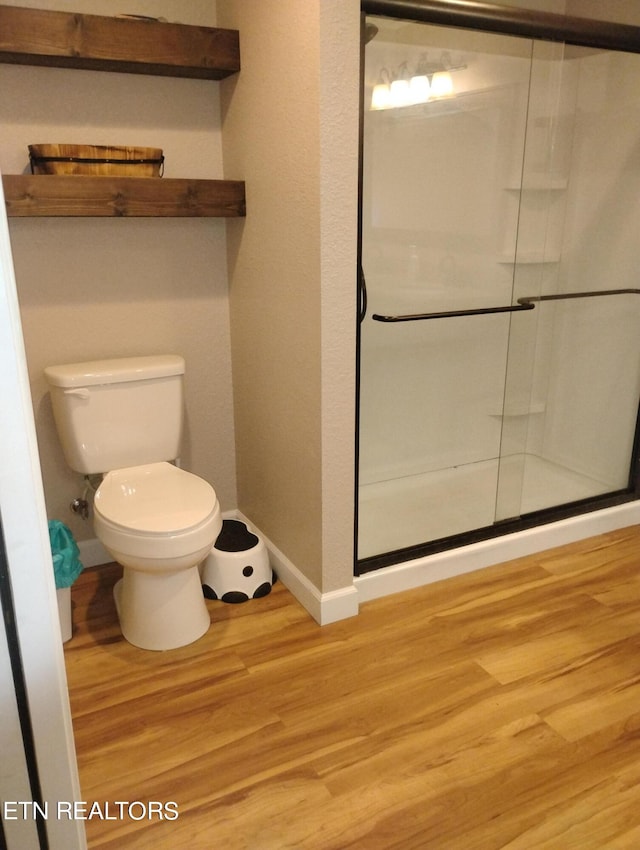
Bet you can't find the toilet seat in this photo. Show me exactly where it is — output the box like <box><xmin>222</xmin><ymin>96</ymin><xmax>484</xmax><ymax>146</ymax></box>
<box><xmin>93</xmin><ymin>461</ymin><xmax>221</xmax><ymax>564</ymax></box>
<box><xmin>95</xmin><ymin>462</ymin><xmax>218</xmax><ymax>534</ymax></box>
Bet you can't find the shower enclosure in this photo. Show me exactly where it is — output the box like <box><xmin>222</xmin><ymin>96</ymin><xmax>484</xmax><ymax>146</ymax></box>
<box><xmin>357</xmin><ymin>2</ymin><xmax>640</xmax><ymax>571</ymax></box>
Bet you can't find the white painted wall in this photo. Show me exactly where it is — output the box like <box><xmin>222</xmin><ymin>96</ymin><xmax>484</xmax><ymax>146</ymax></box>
<box><xmin>218</xmin><ymin>0</ymin><xmax>359</xmax><ymax>598</ymax></box>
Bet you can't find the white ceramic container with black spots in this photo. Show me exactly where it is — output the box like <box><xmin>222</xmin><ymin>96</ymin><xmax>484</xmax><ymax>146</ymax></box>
<box><xmin>201</xmin><ymin>519</ymin><xmax>273</xmax><ymax>603</ymax></box>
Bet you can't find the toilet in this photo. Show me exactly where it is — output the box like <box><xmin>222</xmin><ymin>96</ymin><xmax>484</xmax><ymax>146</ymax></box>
<box><xmin>44</xmin><ymin>354</ymin><xmax>222</xmax><ymax>651</ymax></box>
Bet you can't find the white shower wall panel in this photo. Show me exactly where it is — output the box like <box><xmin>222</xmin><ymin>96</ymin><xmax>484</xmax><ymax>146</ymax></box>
<box><xmin>361</xmin><ymin>64</ymin><xmax>531</xmax><ymax>487</ymax></box>
<box><xmin>541</xmin><ymin>299</ymin><xmax>640</xmax><ymax>488</ymax></box>
<box><xmin>359</xmin><ymin>305</ymin><xmax>510</xmax><ymax>484</ymax></box>
<box><xmin>560</xmin><ymin>51</ymin><xmax>640</xmax><ymax>293</ymax></box>
<box><xmin>538</xmin><ymin>49</ymin><xmax>640</xmax><ymax>490</ymax></box>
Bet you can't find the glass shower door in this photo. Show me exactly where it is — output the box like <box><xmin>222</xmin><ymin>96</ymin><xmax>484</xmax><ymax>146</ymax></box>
<box><xmin>358</xmin><ymin>15</ymin><xmax>640</xmax><ymax>565</ymax></box>
<box><xmin>496</xmin><ymin>42</ymin><xmax>640</xmax><ymax>522</ymax></box>
<box><xmin>359</xmin><ymin>19</ymin><xmax>539</xmax><ymax>560</ymax></box>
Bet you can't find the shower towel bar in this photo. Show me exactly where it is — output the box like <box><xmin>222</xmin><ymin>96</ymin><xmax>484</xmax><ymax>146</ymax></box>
<box><xmin>372</xmin><ymin>302</ymin><xmax>534</xmax><ymax>322</ymax></box>
<box><xmin>372</xmin><ymin>288</ymin><xmax>640</xmax><ymax>322</ymax></box>
<box><xmin>522</xmin><ymin>288</ymin><xmax>640</xmax><ymax>304</ymax></box>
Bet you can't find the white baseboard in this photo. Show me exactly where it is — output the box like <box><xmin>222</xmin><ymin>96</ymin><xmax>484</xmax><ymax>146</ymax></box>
<box><xmin>234</xmin><ymin>511</ymin><xmax>359</xmax><ymax>626</ymax></box>
<box><xmin>76</xmin><ymin>501</ymin><xmax>640</xmax><ymax>624</ymax></box>
<box><xmin>76</xmin><ymin>510</ymin><xmax>359</xmax><ymax>627</ymax></box>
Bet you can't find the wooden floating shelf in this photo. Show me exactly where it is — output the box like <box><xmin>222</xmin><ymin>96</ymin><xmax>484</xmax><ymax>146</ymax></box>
<box><xmin>3</xmin><ymin>175</ymin><xmax>246</xmax><ymax>218</ymax></box>
<box><xmin>0</xmin><ymin>4</ymin><xmax>240</xmax><ymax>79</ymax></box>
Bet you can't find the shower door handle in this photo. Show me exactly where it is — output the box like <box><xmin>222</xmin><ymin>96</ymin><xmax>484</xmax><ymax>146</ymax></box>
<box><xmin>372</xmin><ymin>300</ymin><xmax>535</xmax><ymax>322</ymax></box>
<box><xmin>359</xmin><ymin>266</ymin><xmax>368</xmax><ymax>323</ymax></box>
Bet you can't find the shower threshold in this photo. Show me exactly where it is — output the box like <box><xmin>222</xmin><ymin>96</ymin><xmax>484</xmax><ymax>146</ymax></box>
<box><xmin>357</xmin><ymin>454</ymin><xmax>613</xmax><ymax>563</ymax></box>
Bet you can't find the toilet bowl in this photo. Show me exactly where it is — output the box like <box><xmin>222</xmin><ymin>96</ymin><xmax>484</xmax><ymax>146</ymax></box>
<box><xmin>94</xmin><ymin>462</ymin><xmax>222</xmax><ymax>650</ymax></box>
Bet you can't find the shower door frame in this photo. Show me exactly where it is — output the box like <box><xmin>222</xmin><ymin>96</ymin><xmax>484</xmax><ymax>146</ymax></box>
<box><xmin>356</xmin><ymin>0</ymin><xmax>640</xmax><ymax>575</ymax></box>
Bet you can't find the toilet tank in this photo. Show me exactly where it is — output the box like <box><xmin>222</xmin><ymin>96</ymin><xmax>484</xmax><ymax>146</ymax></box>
<box><xmin>44</xmin><ymin>355</ymin><xmax>186</xmax><ymax>474</ymax></box>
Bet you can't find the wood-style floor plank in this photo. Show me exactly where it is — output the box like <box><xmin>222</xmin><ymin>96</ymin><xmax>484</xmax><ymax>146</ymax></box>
<box><xmin>63</xmin><ymin>525</ymin><xmax>640</xmax><ymax>848</ymax></box>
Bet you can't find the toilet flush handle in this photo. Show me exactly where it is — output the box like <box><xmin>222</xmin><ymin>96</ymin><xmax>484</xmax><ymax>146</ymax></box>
<box><xmin>63</xmin><ymin>387</ymin><xmax>90</xmax><ymax>400</ymax></box>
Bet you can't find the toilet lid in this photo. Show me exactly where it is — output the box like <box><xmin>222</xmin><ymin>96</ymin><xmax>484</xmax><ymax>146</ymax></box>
<box><xmin>94</xmin><ymin>462</ymin><xmax>218</xmax><ymax>534</ymax></box>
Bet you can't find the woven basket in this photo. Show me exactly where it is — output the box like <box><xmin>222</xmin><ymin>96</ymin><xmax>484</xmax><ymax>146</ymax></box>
<box><xmin>28</xmin><ymin>144</ymin><xmax>164</xmax><ymax>177</ymax></box>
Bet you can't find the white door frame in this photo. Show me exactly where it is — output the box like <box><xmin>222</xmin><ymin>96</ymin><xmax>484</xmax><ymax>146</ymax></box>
<box><xmin>0</xmin><ymin>170</ymin><xmax>85</xmax><ymax>849</ymax></box>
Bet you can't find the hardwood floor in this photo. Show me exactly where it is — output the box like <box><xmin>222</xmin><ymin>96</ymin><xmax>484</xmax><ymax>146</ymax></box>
<box><xmin>63</xmin><ymin>525</ymin><xmax>640</xmax><ymax>849</ymax></box>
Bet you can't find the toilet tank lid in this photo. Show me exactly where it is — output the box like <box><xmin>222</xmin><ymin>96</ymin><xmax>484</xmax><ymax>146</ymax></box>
<box><xmin>44</xmin><ymin>355</ymin><xmax>185</xmax><ymax>388</ymax></box>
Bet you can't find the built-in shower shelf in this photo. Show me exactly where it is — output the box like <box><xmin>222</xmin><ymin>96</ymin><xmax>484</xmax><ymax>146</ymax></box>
<box><xmin>490</xmin><ymin>402</ymin><xmax>546</xmax><ymax>417</ymax></box>
<box><xmin>505</xmin><ymin>175</ymin><xmax>568</xmax><ymax>191</ymax></box>
<box><xmin>498</xmin><ymin>252</ymin><xmax>560</xmax><ymax>264</ymax></box>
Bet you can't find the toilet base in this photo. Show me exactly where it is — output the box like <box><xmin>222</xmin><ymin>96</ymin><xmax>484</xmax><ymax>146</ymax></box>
<box><xmin>113</xmin><ymin>564</ymin><xmax>210</xmax><ymax>651</ymax></box>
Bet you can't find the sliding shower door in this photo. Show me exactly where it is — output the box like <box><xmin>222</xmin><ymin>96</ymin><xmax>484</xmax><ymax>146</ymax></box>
<box><xmin>495</xmin><ymin>41</ymin><xmax>640</xmax><ymax>524</ymax></box>
<box><xmin>358</xmin><ymin>14</ymin><xmax>640</xmax><ymax>567</ymax></box>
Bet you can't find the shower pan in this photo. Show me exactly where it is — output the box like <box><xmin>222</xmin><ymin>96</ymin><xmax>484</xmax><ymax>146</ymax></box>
<box><xmin>357</xmin><ymin>1</ymin><xmax>640</xmax><ymax>572</ymax></box>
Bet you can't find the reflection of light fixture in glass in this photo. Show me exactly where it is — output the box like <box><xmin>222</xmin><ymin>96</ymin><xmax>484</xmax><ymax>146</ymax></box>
<box><xmin>430</xmin><ymin>70</ymin><xmax>454</xmax><ymax>97</ymax></box>
<box><xmin>371</xmin><ymin>81</ymin><xmax>391</xmax><ymax>110</ymax></box>
<box><xmin>390</xmin><ymin>78</ymin><xmax>411</xmax><ymax>107</ymax></box>
<box><xmin>409</xmin><ymin>73</ymin><xmax>430</xmax><ymax>104</ymax></box>
<box><xmin>371</xmin><ymin>68</ymin><xmax>392</xmax><ymax>110</ymax></box>
<box><xmin>409</xmin><ymin>54</ymin><xmax>431</xmax><ymax>105</ymax></box>
<box><xmin>389</xmin><ymin>63</ymin><xmax>411</xmax><ymax>108</ymax></box>
<box><xmin>370</xmin><ymin>52</ymin><xmax>462</xmax><ymax>110</ymax></box>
